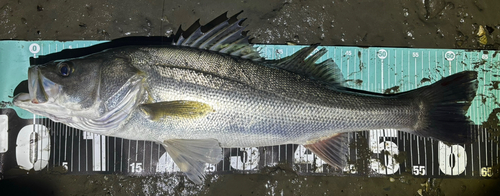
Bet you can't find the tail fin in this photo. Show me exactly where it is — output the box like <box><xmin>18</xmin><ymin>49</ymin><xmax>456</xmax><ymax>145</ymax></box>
<box><xmin>410</xmin><ymin>71</ymin><xmax>478</xmax><ymax>144</ymax></box>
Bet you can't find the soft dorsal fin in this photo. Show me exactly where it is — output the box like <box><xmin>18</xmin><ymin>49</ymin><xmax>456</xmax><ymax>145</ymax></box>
<box><xmin>267</xmin><ymin>45</ymin><xmax>345</xmax><ymax>88</ymax></box>
<box><xmin>172</xmin><ymin>11</ymin><xmax>262</xmax><ymax>61</ymax></box>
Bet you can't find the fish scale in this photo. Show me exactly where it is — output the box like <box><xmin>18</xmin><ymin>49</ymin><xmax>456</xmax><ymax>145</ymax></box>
<box><xmin>110</xmin><ymin>46</ymin><xmax>417</xmax><ymax>146</ymax></box>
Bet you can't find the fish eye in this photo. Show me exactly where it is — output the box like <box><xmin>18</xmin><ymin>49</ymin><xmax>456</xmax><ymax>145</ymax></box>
<box><xmin>58</xmin><ymin>62</ymin><xmax>72</xmax><ymax>77</ymax></box>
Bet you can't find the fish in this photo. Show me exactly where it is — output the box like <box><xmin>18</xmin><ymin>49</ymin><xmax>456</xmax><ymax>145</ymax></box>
<box><xmin>13</xmin><ymin>12</ymin><xmax>478</xmax><ymax>184</ymax></box>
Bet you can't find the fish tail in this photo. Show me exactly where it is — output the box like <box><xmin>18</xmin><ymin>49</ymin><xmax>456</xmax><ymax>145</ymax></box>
<box><xmin>409</xmin><ymin>71</ymin><xmax>478</xmax><ymax>144</ymax></box>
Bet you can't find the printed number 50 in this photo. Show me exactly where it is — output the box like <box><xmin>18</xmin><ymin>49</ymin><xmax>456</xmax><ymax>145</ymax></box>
<box><xmin>413</xmin><ymin>165</ymin><xmax>426</xmax><ymax>175</ymax></box>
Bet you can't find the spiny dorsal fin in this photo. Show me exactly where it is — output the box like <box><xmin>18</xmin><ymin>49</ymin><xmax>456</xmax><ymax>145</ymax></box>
<box><xmin>268</xmin><ymin>45</ymin><xmax>345</xmax><ymax>88</ymax></box>
<box><xmin>172</xmin><ymin>11</ymin><xmax>262</xmax><ymax>61</ymax></box>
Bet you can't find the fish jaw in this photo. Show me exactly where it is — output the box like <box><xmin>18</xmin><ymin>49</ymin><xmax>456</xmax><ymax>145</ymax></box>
<box><xmin>13</xmin><ymin>66</ymin><xmax>72</xmax><ymax>121</ymax></box>
<box><xmin>19</xmin><ymin>66</ymin><xmax>62</xmax><ymax>104</ymax></box>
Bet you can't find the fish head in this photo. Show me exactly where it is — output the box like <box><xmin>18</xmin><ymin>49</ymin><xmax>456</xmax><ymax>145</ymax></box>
<box><xmin>13</xmin><ymin>52</ymin><xmax>145</xmax><ymax>132</ymax></box>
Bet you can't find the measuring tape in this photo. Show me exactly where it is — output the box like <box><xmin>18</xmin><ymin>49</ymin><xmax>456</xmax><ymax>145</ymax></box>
<box><xmin>0</xmin><ymin>41</ymin><xmax>498</xmax><ymax>179</ymax></box>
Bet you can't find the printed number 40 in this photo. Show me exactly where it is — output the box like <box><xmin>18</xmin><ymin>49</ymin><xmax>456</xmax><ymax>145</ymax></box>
<box><xmin>413</xmin><ymin>165</ymin><xmax>426</xmax><ymax>175</ymax></box>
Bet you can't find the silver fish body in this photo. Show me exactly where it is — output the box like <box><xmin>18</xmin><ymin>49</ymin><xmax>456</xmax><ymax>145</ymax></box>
<box><xmin>13</xmin><ymin>13</ymin><xmax>478</xmax><ymax>184</ymax></box>
<box><xmin>96</xmin><ymin>46</ymin><xmax>415</xmax><ymax>146</ymax></box>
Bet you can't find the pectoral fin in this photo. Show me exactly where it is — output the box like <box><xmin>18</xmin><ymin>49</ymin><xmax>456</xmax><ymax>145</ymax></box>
<box><xmin>163</xmin><ymin>139</ymin><xmax>223</xmax><ymax>184</ymax></box>
<box><xmin>304</xmin><ymin>132</ymin><xmax>349</xmax><ymax>169</ymax></box>
<box><xmin>139</xmin><ymin>100</ymin><xmax>213</xmax><ymax>121</ymax></box>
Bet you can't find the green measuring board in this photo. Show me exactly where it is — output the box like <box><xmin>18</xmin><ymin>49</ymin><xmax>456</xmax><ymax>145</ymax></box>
<box><xmin>0</xmin><ymin>41</ymin><xmax>498</xmax><ymax>179</ymax></box>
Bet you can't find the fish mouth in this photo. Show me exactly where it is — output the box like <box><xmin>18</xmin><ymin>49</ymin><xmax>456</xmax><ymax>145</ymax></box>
<box><xmin>14</xmin><ymin>66</ymin><xmax>60</xmax><ymax>104</ymax></box>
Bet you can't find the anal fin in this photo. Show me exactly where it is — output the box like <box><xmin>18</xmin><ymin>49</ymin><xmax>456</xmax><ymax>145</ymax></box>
<box><xmin>163</xmin><ymin>139</ymin><xmax>223</xmax><ymax>184</ymax></box>
<box><xmin>304</xmin><ymin>132</ymin><xmax>349</xmax><ymax>170</ymax></box>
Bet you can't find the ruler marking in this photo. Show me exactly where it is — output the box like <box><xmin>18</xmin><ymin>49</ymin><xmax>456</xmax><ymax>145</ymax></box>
<box><xmin>410</xmin><ymin>134</ymin><xmax>413</xmax><ymax>171</ymax></box>
<box><xmin>414</xmin><ymin>54</ymin><xmax>417</xmax><ymax>86</ymax></box>
<box><xmin>431</xmin><ymin>138</ymin><xmax>434</xmax><ymax>176</ymax></box>
<box><xmin>78</xmin><ymin>131</ymin><xmax>80</xmax><ymax>172</ymax></box>
<box><xmin>92</xmin><ymin>133</ymin><xmax>99</xmax><ymax>171</ymax></box>
<box><xmin>367</xmin><ymin>49</ymin><xmax>370</xmax><ymax>91</ymax></box>
<box><xmin>120</xmin><ymin>138</ymin><xmax>123</xmax><ymax>172</ymax></box>
<box><xmin>470</xmin><ymin>51</ymin><xmax>474</xmax><ymax>176</ymax></box>
<box><xmin>423</xmin><ymin>137</ymin><xmax>427</xmax><ymax>176</ymax></box>
<box><xmin>484</xmin><ymin>127</ymin><xmax>487</xmax><ymax>166</ymax></box>
<box><xmin>58</xmin><ymin>123</ymin><xmax>62</xmax><ymax>166</ymax></box>
<box><xmin>101</xmin><ymin>135</ymin><xmax>106</xmax><ymax>171</ymax></box>
<box><xmin>347</xmin><ymin>49</ymin><xmax>350</xmax><ymax>77</ymax></box>
<box><xmin>142</xmin><ymin>141</ymin><xmax>146</xmax><ymax>172</ymax></box>
<box><xmin>70</xmin><ymin>127</ymin><xmax>74</xmax><ymax>172</ymax></box>
<box><xmin>149</xmin><ymin>141</ymin><xmax>153</xmax><ymax>173</ymax></box>
<box><xmin>489</xmin><ymin>61</ymin><xmax>493</xmax><ymax>168</ymax></box>
<box><xmin>381</xmin><ymin>50</ymin><xmax>384</xmax><ymax>89</ymax></box>
<box><xmin>397</xmin><ymin>130</ymin><xmax>400</xmax><ymax>175</ymax></box>
<box><xmin>157</xmin><ymin>142</ymin><xmax>161</xmax><ymax>172</ymax></box>
<box><xmin>64</xmin><ymin>124</ymin><xmax>68</xmax><ymax>161</ymax></box>
<box><xmin>128</xmin><ymin>139</ymin><xmax>131</xmax><ymax>172</ymax></box>
<box><xmin>483</xmin><ymin>69</ymin><xmax>488</xmax><ymax>168</ymax></box>
<box><xmin>435</xmin><ymin>50</ymin><xmax>438</xmax><ymax>78</ymax></box>
<box><xmin>234</xmin><ymin>145</ymin><xmax>238</xmax><ymax>171</ymax></box>
<box><xmin>477</xmin><ymin>53</ymin><xmax>482</xmax><ymax>176</ymax></box>
<box><xmin>278</xmin><ymin>144</ymin><xmax>281</xmax><ymax>164</ymax></box>
<box><xmin>421</xmin><ymin>51</ymin><xmax>423</xmax><ymax>81</ymax></box>
<box><xmin>114</xmin><ymin>137</ymin><xmax>117</xmax><ymax>172</ymax></box>
<box><xmin>355</xmin><ymin>132</ymin><xmax>358</xmax><ymax>174</ymax></box>
<box><xmin>497</xmin><ymin>54</ymin><xmax>499</xmax><ymax>172</ymax></box>
<box><xmin>52</xmin><ymin>119</ymin><xmax>56</xmax><ymax>167</ymax></box>
<box><xmin>489</xmin><ymin>131</ymin><xmax>492</xmax><ymax>168</ymax></box>
<box><xmin>107</xmin><ymin>136</ymin><xmax>109</xmax><ymax>171</ymax></box>
<box><xmin>222</xmin><ymin>147</ymin><xmax>225</xmax><ymax>172</ymax></box>
<box><xmin>135</xmin><ymin>140</ymin><xmax>138</xmax><ymax>162</ymax></box>
<box><xmin>347</xmin><ymin>131</ymin><xmax>350</xmax><ymax>173</ymax></box>
<box><xmin>383</xmin><ymin>129</ymin><xmax>387</xmax><ymax>175</ymax></box>
<box><xmin>285</xmin><ymin>144</ymin><xmax>288</xmax><ymax>173</ymax></box>
<box><xmin>417</xmin><ymin>135</ymin><xmax>420</xmax><ymax>165</ymax></box>
<box><xmin>271</xmin><ymin>144</ymin><xmax>273</xmax><ymax>169</ymax></box>
<box><xmin>479</xmin><ymin>125</ymin><xmax>482</xmax><ymax>173</ymax></box>
<box><xmin>403</xmin><ymin>131</ymin><xmax>406</xmax><ymax>171</ymax></box>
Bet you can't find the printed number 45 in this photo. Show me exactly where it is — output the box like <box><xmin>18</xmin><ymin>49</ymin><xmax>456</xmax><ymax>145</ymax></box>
<box><xmin>413</xmin><ymin>165</ymin><xmax>426</xmax><ymax>175</ymax></box>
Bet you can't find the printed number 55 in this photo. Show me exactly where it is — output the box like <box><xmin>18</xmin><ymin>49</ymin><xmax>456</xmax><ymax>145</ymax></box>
<box><xmin>413</xmin><ymin>165</ymin><xmax>426</xmax><ymax>175</ymax></box>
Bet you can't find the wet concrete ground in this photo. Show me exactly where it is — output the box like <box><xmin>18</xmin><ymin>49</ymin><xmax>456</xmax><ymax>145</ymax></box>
<box><xmin>1</xmin><ymin>0</ymin><xmax>500</xmax><ymax>195</ymax></box>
